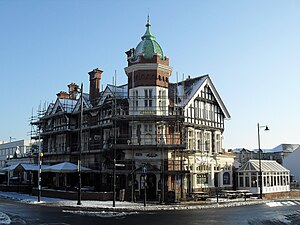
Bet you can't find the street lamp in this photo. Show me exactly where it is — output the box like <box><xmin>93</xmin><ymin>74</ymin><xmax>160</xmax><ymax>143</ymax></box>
<box><xmin>77</xmin><ymin>83</ymin><xmax>84</xmax><ymax>205</ymax></box>
<box><xmin>142</xmin><ymin>165</ymin><xmax>147</xmax><ymax>207</ymax></box>
<box><xmin>37</xmin><ymin>130</ymin><xmax>43</xmax><ymax>202</ymax></box>
<box><xmin>257</xmin><ymin>123</ymin><xmax>269</xmax><ymax>199</ymax></box>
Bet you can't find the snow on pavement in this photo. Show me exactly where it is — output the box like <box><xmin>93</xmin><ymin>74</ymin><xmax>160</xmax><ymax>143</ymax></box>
<box><xmin>0</xmin><ymin>191</ymin><xmax>267</xmax><ymax>212</ymax></box>
<box><xmin>0</xmin><ymin>212</ymin><xmax>11</xmax><ymax>225</ymax></box>
<box><xmin>62</xmin><ymin>210</ymin><xmax>139</xmax><ymax>218</ymax></box>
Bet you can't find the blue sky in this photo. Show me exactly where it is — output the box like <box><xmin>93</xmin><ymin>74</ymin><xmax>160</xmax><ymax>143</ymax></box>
<box><xmin>0</xmin><ymin>0</ymin><xmax>299</xmax><ymax>149</ymax></box>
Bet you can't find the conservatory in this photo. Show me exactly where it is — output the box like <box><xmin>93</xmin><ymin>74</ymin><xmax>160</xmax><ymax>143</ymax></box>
<box><xmin>237</xmin><ymin>160</ymin><xmax>290</xmax><ymax>195</ymax></box>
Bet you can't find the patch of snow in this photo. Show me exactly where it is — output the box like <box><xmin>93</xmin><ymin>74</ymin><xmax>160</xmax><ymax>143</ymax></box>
<box><xmin>62</xmin><ymin>210</ymin><xmax>138</xmax><ymax>218</ymax></box>
<box><xmin>266</xmin><ymin>202</ymin><xmax>283</xmax><ymax>207</ymax></box>
<box><xmin>0</xmin><ymin>212</ymin><xmax>11</xmax><ymax>225</ymax></box>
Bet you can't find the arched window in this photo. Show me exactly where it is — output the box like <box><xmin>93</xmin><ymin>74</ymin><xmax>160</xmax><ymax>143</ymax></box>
<box><xmin>223</xmin><ymin>172</ymin><xmax>230</xmax><ymax>185</ymax></box>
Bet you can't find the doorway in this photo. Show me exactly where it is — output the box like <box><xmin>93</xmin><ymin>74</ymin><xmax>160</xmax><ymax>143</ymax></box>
<box><xmin>146</xmin><ymin>173</ymin><xmax>156</xmax><ymax>200</ymax></box>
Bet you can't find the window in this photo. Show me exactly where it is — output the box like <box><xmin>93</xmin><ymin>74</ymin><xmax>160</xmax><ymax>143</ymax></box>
<box><xmin>144</xmin><ymin>89</ymin><xmax>153</xmax><ymax>108</ymax></box>
<box><xmin>223</xmin><ymin>172</ymin><xmax>230</xmax><ymax>185</ymax></box>
<box><xmin>216</xmin><ymin>133</ymin><xmax>221</xmax><ymax>153</ymax></box>
<box><xmin>195</xmin><ymin>101</ymin><xmax>199</xmax><ymax>118</ymax></box>
<box><xmin>133</xmin><ymin>90</ymin><xmax>139</xmax><ymax>109</ymax></box>
<box><xmin>270</xmin><ymin>175</ymin><xmax>274</xmax><ymax>186</ymax></box>
<box><xmin>239</xmin><ymin>176</ymin><xmax>244</xmax><ymax>187</ymax></box>
<box><xmin>144</xmin><ymin>124</ymin><xmax>152</xmax><ymax>133</ymax></box>
<box><xmin>149</xmin><ymin>89</ymin><xmax>152</xmax><ymax>98</ymax></box>
<box><xmin>197</xmin><ymin>174</ymin><xmax>208</xmax><ymax>185</ymax></box>
<box><xmin>205</xmin><ymin>132</ymin><xmax>210</xmax><ymax>152</ymax></box>
<box><xmin>251</xmin><ymin>173</ymin><xmax>257</xmax><ymax>187</ymax></box>
<box><xmin>245</xmin><ymin>176</ymin><xmax>250</xmax><ymax>187</ymax></box>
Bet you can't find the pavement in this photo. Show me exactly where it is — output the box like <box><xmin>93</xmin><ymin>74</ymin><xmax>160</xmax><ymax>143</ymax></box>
<box><xmin>0</xmin><ymin>191</ymin><xmax>274</xmax><ymax>212</ymax></box>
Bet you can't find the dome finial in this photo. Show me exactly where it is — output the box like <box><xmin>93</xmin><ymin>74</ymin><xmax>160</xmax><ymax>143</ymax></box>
<box><xmin>142</xmin><ymin>14</ymin><xmax>154</xmax><ymax>40</ymax></box>
<box><xmin>133</xmin><ymin>15</ymin><xmax>164</xmax><ymax>60</ymax></box>
<box><xmin>147</xmin><ymin>13</ymin><xmax>150</xmax><ymax>27</ymax></box>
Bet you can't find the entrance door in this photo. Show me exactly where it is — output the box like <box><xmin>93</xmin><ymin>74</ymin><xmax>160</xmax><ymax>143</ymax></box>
<box><xmin>146</xmin><ymin>173</ymin><xmax>156</xmax><ymax>200</ymax></box>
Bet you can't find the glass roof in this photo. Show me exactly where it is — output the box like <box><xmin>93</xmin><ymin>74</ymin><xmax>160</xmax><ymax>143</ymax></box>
<box><xmin>238</xmin><ymin>160</ymin><xmax>289</xmax><ymax>172</ymax></box>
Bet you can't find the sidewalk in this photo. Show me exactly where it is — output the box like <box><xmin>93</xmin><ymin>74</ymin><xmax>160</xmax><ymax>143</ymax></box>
<box><xmin>0</xmin><ymin>191</ymin><xmax>268</xmax><ymax>212</ymax></box>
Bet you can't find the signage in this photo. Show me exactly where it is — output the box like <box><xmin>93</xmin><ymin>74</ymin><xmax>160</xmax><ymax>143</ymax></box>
<box><xmin>146</xmin><ymin>153</ymin><xmax>158</xmax><ymax>158</ymax></box>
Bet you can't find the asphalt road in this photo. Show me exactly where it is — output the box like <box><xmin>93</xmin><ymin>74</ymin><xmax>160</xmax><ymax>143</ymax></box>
<box><xmin>0</xmin><ymin>198</ymin><xmax>299</xmax><ymax>225</ymax></box>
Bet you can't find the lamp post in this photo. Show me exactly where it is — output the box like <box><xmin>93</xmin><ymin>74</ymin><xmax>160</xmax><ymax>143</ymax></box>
<box><xmin>37</xmin><ymin>129</ymin><xmax>43</xmax><ymax>202</ymax></box>
<box><xmin>142</xmin><ymin>165</ymin><xmax>147</xmax><ymax>207</ymax></box>
<box><xmin>77</xmin><ymin>83</ymin><xmax>84</xmax><ymax>205</ymax></box>
<box><xmin>112</xmin><ymin>73</ymin><xmax>117</xmax><ymax>208</ymax></box>
<box><xmin>257</xmin><ymin>123</ymin><xmax>269</xmax><ymax>199</ymax></box>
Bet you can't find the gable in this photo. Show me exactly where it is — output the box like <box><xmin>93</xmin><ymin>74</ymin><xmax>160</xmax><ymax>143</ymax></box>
<box><xmin>45</xmin><ymin>103</ymin><xmax>54</xmax><ymax>116</ymax></box>
<box><xmin>97</xmin><ymin>86</ymin><xmax>113</xmax><ymax>106</ymax></box>
<box><xmin>73</xmin><ymin>97</ymin><xmax>90</xmax><ymax>112</ymax></box>
<box><xmin>182</xmin><ymin>75</ymin><xmax>230</xmax><ymax>119</ymax></box>
<box><xmin>50</xmin><ymin>99</ymin><xmax>63</xmax><ymax>115</ymax></box>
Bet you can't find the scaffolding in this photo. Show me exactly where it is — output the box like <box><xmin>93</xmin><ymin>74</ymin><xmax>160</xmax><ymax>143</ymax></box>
<box><xmin>29</xmin><ymin>72</ymin><xmax>231</xmax><ymax>202</ymax></box>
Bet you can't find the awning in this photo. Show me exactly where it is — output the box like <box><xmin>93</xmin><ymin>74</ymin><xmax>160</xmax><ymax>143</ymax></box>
<box><xmin>43</xmin><ymin>162</ymin><xmax>92</xmax><ymax>173</ymax></box>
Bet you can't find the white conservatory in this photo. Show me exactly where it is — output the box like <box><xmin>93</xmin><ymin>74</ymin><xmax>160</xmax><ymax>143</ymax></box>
<box><xmin>237</xmin><ymin>160</ymin><xmax>290</xmax><ymax>195</ymax></box>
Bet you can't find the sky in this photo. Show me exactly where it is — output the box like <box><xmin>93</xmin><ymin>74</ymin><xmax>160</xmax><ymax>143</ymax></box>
<box><xmin>0</xmin><ymin>0</ymin><xmax>299</xmax><ymax>149</ymax></box>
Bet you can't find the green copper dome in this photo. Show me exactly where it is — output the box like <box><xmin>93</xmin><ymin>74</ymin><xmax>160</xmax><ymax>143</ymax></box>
<box><xmin>133</xmin><ymin>17</ymin><xmax>164</xmax><ymax>60</ymax></box>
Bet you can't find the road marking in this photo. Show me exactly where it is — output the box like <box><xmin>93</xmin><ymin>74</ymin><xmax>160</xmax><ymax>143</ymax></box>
<box><xmin>266</xmin><ymin>200</ymin><xmax>300</xmax><ymax>207</ymax></box>
<box><xmin>281</xmin><ymin>201</ymin><xmax>296</xmax><ymax>206</ymax></box>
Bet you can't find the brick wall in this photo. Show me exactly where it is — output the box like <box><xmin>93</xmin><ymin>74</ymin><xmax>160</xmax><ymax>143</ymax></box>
<box><xmin>264</xmin><ymin>190</ymin><xmax>300</xmax><ymax>199</ymax></box>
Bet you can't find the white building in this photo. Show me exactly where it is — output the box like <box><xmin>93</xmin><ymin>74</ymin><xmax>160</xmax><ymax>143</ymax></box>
<box><xmin>0</xmin><ymin>140</ymin><xmax>32</xmax><ymax>168</ymax></box>
<box><xmin>237</xmin><ymin>160</ymin><xmax>290</xmax><ymax>195</ymax></box>
<box><xmin>283</xmin><ymin>146</ymin><xmax>300</xmax><ymax>182</ymax></box>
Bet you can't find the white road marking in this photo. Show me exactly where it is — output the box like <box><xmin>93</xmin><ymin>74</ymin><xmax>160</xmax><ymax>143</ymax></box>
<box><xmin>266</xmin><ymin>200</ymin><xmax>300</xmax><ymax>207</ymax></box>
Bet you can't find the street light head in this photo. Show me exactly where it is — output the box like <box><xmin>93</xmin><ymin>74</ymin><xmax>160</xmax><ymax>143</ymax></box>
<box><xmin>265</xmin><ymin>126</ymin><xmax>270</xmax><ymax>131</ymax></box>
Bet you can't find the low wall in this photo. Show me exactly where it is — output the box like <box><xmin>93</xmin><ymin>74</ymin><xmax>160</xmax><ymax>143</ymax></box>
<box><xmin>264</xmin><ymin>190</ymin><xmax>300</xmax><ymax>199</ymax></box>
<box><xmin>32</xmin><ymin>188</ymin><xmax>113</xmax><ymax>201</ymax></box>
<box><xmin>0</xmin><ymin>184</ymin><xmax>33</xmax><ymax>194</ymax></box>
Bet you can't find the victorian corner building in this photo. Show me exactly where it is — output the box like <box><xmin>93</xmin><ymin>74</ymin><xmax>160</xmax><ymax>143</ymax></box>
<box><xmin>31</xmin><ymin>19</ymin><xmax>233</xmax><ymax>201</ymax></box>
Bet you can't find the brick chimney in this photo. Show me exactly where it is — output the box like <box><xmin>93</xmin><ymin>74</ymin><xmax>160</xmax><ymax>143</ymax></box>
<box><xmin>88</xmin><ymin>68</ymin><xmax>102</xmax><ymax>106</ymax></box>
<box><xmin>56</xmin><ymin>91</ymin><xmax>69</xmax><ymax>99</ymax></box>
<box><xmin>68</xmin><ymin>83</ymin><xmax>79</xmax><ymax>100</ymax></box>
